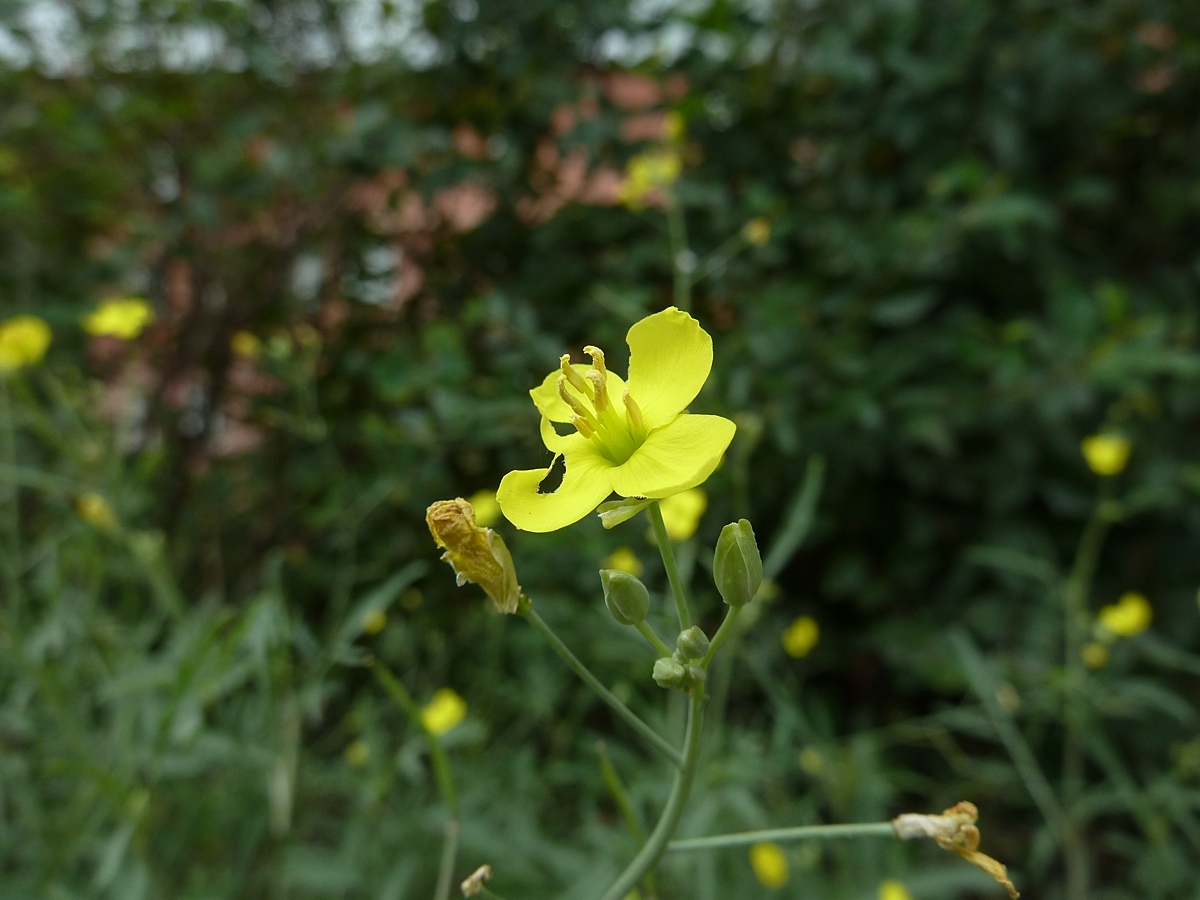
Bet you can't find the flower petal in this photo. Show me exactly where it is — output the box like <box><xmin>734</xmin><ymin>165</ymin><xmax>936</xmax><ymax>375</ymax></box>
<box><xmin>625</xmin><ymin>307</ymin><xmax>713</xmax><ymax>427</ymax></box>
<box><xmin>531</xmin><ymin>364</ymin><xmax>628</xmax><ymax>423</ymax></box>
<box><xmin>539</xmin><ymin>416</ymin><xmax>593</xmax><ymax>454</ymax></box>
<box><xmin>608</xmin><ymin>414</ymin><xmax>735</xmax><ymax>499</ymax></box>
<box><xmin>498</xmin><ymin>449</ymin><xmax>615</xmax><ymax>532</ymax></box>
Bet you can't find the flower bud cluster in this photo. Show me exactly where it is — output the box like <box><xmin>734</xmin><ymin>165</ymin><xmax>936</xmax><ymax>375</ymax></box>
<box><xmin>652</xmin><ymin>625</ymin><xmax>711</xmax><ymax>694</ymax></box>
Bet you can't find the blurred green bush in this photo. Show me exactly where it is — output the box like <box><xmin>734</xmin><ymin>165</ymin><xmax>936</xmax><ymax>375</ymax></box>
<box><xmin>2</xmin><ymin>1</ymin><xmax>1200</xmax><ymax>897</ymax></box>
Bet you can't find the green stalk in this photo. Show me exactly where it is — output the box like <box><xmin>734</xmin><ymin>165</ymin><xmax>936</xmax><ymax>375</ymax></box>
<box><xmin>433</xmin><ymin>820</ymin><xmax>460</xmax><ymax>900</ymax></box>
<box><xmin>668</xmin><ymin>821</ymin><xmax>896</xmax><ymax>852</ymax></box>
<box><xmin>599</xmin><ymin>694</ymin><xmax>705</xmax><ymax>900</ymax></box>
<box><xmin>523</xmin><ymin>607</ymin><xmax>683</xmax><ymax>768</ymax></box>
<box><xmin>597</xmin><ymin>741</ymin><xmax>657</xmax><ymax>899</ymax></box>
<box><xmin>0</xmin><ymin>376</ymin><xmax>22</xmax><ymax>610</ymax></box>
<box><xmin>701</xmin><ymin>605</ymin><xmax>740</xmax><ymax>668</ymax></box>
<box><xmin>648</xmin><ymin>502</ymin><xmax>691</xmax><ymax>629</ymax></box>
<box><xmin>666</xmin><ymin>203</ymin><xmax>691</xmax><ymax>312</ymax></box>
<box><xmin>1060</xmin><ymin>479</ymin><xmax>1115</xmax><ymax>900</ymax></box>
<box><xmin>636</xmin><ymin>620</ymin><xmax>673</xmax><ymax>658</ymax></box>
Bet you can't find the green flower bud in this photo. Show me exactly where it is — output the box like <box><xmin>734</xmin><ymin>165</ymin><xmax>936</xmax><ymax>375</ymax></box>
<box><xmin>652</xmin><ymin>657</ymin><xmax>687</xmax><ymax>689</ymax></box>
<box><xmin>676</xmin><ymin>626</ymin><xmax>710</xmax><ymax>661</ymax></box>
<box><xmin>713</xmin><ymin>519</ymin><xmax>763</xmax><ymax>607</ymax></box>
<box><xmin>600</xmin><ymin>568</ymin><xmax>651</xmax><ymax>625</ymax></box>
<box><xmin>686</xmin><ymin>664</ymin><xmax>707</xmax><ymax>687</ymax></box>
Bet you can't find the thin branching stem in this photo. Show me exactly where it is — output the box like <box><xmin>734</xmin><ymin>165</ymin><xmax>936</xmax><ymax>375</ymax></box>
<box><xmin>668</xmin><ymin>821</ymin><xmax>896</xmax><ymax>852</ymax></box>
<box><xmin>648</xmin><ymin>502</ymin><xmax>691</xmax><ymax>630</ymax></box>
<box><xmin>636</xmin><ymin>620</ymin><xmax>673</xmax><ymax>658</ymax></box>
<box><xmin>701</xmin><ymin>605</ymin><xmax>741</xmax><ymax>668</ymax></box>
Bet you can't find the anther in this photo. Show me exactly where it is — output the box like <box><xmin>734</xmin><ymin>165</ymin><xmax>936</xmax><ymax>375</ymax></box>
<box><xmin>623</xmin><ymin>390</ymin><xmax>644</xmax><ymax>431</ymax></box>
<box><xmin>583</xmin><ymin>345</ymin><xmax>607</xmax><ymax>377</ymax></box>
<box><xmin>587</xmin><ymin>370</ymin><xmax>609</xmax><ymax>412</ymax></box>
<box><xmin>571</xmin><ymin>414</ymin><xmax>594</xmax><ymax>438</ymax></box>
<box><xmin>557</xmin><ymin>376</ymin><xmax>590</xmax><ymax>419</ymax></box>
<box><xmin>559</xmin><ymin>355</ymin><xmax>589</xmax><ymax>393</ymax></box>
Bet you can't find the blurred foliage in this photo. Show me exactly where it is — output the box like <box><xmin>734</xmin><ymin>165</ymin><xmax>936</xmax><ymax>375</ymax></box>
<box><xmin>3</xmin><ymin>0</ymin><xmax>1200</xmax><ymax>897</ymax></box>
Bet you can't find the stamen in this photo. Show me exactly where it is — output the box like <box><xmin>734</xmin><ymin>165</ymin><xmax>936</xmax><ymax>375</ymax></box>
<box><xmin>571</xmin><ymin>414</ymin><xmax>594</xmax><ymax>438</ymax></box>
<box><xmin>623</xmin><ymin>390</ymin><xmax>644</xmax><ymax>430</ymax></box>
<box><xmin>583</xmin><ymin>345</ymin><xmax>607</xmax><ymax>377</ymax></box>
<box><xmin>587</xmin><ymin>370</ymin><xmax>609</xmax><ymax>412</ymax></box>
<box><xmin>559</xmin><ymin>354</ymin><xmax>589</xmax><ymax>393</ymax></box>
<box><xmin>557</xmin><ymin>376</ymin><xmax>590</xmax><ymax>420</ymax></box>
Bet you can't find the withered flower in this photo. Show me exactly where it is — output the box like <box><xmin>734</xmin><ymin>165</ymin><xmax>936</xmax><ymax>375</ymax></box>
<box><xmin>427</xmin><ymin>498</ymin><xmax>521</xmax><ymax>614</ymax></box>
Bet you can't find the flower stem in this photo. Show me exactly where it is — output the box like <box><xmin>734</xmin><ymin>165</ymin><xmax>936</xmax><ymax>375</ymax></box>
<box><xmin>599</xmin><ymin>694</ymin><xmax>705</xmax><ymax>900</ymax></box>
<box><xmin>433</xmin><ymin>820</ymin><xmax>459</xmax><ymax>900</ymax></box>
<box><xmin>0</xmin><ymin>376</ymin><xmax>23</xmax><ymax>612</ymax></box>
<box><xmin>666</xmin><ymin>203</ymin><xmax>691</xmax><ymax>312</ymax></box>
<box><xmin>636</xmin><ymin>620</ymin><xmax>673</xmax><ymax>658</ymax></box>
<box><xmin>701</xmin><ymin>605</ymin><xmax>741</xmax><ymax>668</ymax></box>
<box><xmin>522</xmin><ymin>607</ymin><xmax>683</xmax><ymax>768</ymax></box>
<box><xmin>648</xmin><ymin>502</ymin><xmax>691</xmax><ymax>630</ymax></box>
<box><xmin>668</xmin><ymin>821</ymin><xmax>896</xmax><ymax>852</ymax></box>
<box><xmin>597</xmin><ymin>741</ymin><xmax>658</xmax><ymax>899</ymax></box>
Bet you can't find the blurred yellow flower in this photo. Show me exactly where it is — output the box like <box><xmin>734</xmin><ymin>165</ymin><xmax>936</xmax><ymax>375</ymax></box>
<box><xmin>76</xmin><ymin>493</ymin><xmax>117</xmax><ymax>532</ymax></box>
<box><xmin>603</xmin><ymin>546</ymin><xmax>644</xmax><ymax>578</ymax></box>
<box><xmin>749</xmin><ymin>841</ymin><xmax>789</xmax><ymax>889</ymax></box>
<box><xmin>1098</xmin><ymin>592</ymin><xmax>1152</xmax><ymax>637</ymax></box>
<box><xmin>361</xmin><ymin>609</ymin><xmax>387</xmax><ymax>635</ymax></box>
<box><xmin>878</xmin><ymin>879</ymin><xmax>913</xmax><ymax>900</ymax></box>
<box><xmin>83</xmin><ymin>297</ymin><xmax>155</xmax><ymax>340</ymax></box>
<box><xmin>344</xmin><ymin>739</ymin><xmax>370</xmax><ymax>767</ymax></box>
<box><xmin>618</xmin><ymin>149</ymin><xmax>682</xmax><ymax>208</ymax></box>
<box><xmin>798</xmin><ymin>746</ymin><xmax>824</xmax><ymax>775</ymax></box>
<box><xmin>742</xmin><ymin>217</ymin><xmax>771</xmax><ymax>246</ymax></box>
<box><xmin>1082</xmin><ymin>642</ymin><xmax>1109</xmax><ymax>669</ymax></box>
<box><xmin>230</xmin><ymin>330</ymin><xmax>263</xmax><ymax>358</ymax></box>
<box><xmin>467</xmin><ymin>489</ymin><xmax>501</xmax><ymax>528</ymax></box>
<box><xmin>782</xmin><ymin>615</ymin><xmax>819</xmax><ymax>658</ymax></box>
<box><xmin>659</xmin><ymin>488</ymin><xmax>706</xmax><ymax>541</ymax></box>
<box><xmin>663</xmin><ymin>110</ymin><xmax>686</xmax><ymax>144</ymax></box>
<box><xmin>0</xmin><ymin>315</ymin><xmax>51</xmax><ymax>372</ymax></box>
<box><xmin>1081</xmin><ymin>433</ymin><xmax>1131</xmax><ymax>476</ymax></box>
<box><xmin>421</xmin><ymin>688</ymin><xmax>467</xmax><ymax>736</ymax></box>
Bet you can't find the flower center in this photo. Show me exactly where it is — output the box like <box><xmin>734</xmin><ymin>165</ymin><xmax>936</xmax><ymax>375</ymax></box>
<box><xmin>557</xmin><ymin>348</ymin><xmax>647</xmax><ymax>464</ymax></box>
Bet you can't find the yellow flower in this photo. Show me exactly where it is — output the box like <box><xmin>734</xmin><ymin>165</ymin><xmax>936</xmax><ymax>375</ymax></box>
<box><xmin>82</xmin><ymin>297</ymin><xmax>155</xmax><ymax>340</ymax></box>
<box><xmin>878</xmin><ymin>880</ymin><xmax>913</xmax><ymax>900</ymax></box>
<box><xmin>742</xmin><ymin>217</ymin><xmax>771</xmax><ymax>246</ymax></box>
<box><xmin>76</xmin><ymin>493</ymin><xmax>118</xmax><ymax>532</ymax></box>
<box><xmin>421</xmin><ymin>688</ymin><xmax>467</xmax><ymax>736</ymax></box>
<box><xmin>498</xmin><ymin>308</ymin><xmax>736</xmax><ymax>532</ymax></box>
<box><xmin>603</xmin><ymin>546</ymin><xmax>644</xmax><ymax>578</ymax></box>
<box><xmin>659</xmin><ymin>487</ymin><xmax>706</xmax><ymax>541</ymax></box>
<box><xmin>361</xmin><ymin>609</ymin><xmax>387</xmax><ymax>635</ymax></box>
<box><xmin>0</xmin><ymin>315</ymin><xmax>52</xmax><ymax>372</ymax></box>
<box><xmin>467</xmin><ymin>489</ymin><xmax>501</xmax><ymax>528</ymax></box>
<box><xmin>782</xmin><ymin>615</ymin><xmax>819</xmax><ymax>658</ymax></box>
<box><xmin>1081</xmin><ymin>433</ymin><xmax>1131</xmax><ymax>476</ymax></box>
<box><xmin>230</xmin><ymin>330</ymin><xmax>263</xmax><ymax>358</ymax></box>
<box><xmin>427</xmin><ymin>498</ymin><xmax>521</xmax><ymax>613</ymax></box>
<box><xmin>345</xmin><ymin>739</ymin><xmax>370</xmax><ymax>767</ymax></box>
<box><xmin>749</xmin><ymin>842</ymin><xmax>789</xmax><ymax>889</ymax></box>
<box><xmin>1097</xmin><ymin>591</ymin><xmax>1152</xmax><ymax>638</ymax></box>
<box><xmin>1082</xmin><ymin>642</ymin><xmax>1109</xmax><ymax>669</ymax></box>
<box><xmin>618</xmin><ymin>149</ymin><xmax>683</xmax><ymax>208</ymax></box>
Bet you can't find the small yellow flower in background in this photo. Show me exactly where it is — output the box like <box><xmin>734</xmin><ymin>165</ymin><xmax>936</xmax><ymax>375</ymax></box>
<box><xmin>782</xmin><ymin>615</ymin><xmax>820</xmax><ymax>658</ymax></box>
<box><xmin>659</xmin><ymin>488</ymin><xmax>706</xmax><ymax>541</ymax></box>
<box><xmin>0</xmin><ymin>315</ymin><xmax>52</xmax><ymax>372</ymax></box>
<box><xmin>798</xmin><ymin>746</ymin><xmax>824</xmax><ymax>775</ymax></box>
<box><xmin>230</xmin><ymin>330</ymin><xmax>263</xmax><ymax>358</ymax></box>
<box><xmin>421</xmin><ymin>688</ymin><xmax>467</xmax><ymax>736</ymax></box>
<box><xmin>361</xmin><ymin>609</ymin><xmax>387</xmax><ymax>635</ymax></box>
<box><xmin>82</xmin><ymin>297</ymin><xmax>155</xmax><ymax>340</ymax></box>
<box><xmin>618</xmin><ymin>149</ymin><xmax>683</xmax><ymax>208</ymax></box>
<box><xmin>1081</xmin><ymin>433</ymin><xmax>1131</xmax><ymax>476</ymax></box>
<box><xmin>467</xmin><ymin>489</ymin><xmax>501</xmax><ymax>528</ymax></box>
<box><xmin>1082</xmin><ymin>642</ymin><xmax>1109</xmax><ymax>669</ymax></box>
<box><xmin>497</xmin><ymin>308</ymin><xmax>736</xmax><ymax>532</ymax></box>
<box><xmin>878</xmin><ymin>879</ymin><xmax>914</xmax><ymax>900</ymax></box>
<box><xmin>749</xmin><ymin>841</ymin><xmax>789</xmax><ymax>889</ymax></box>
<box><xmin>400</xmin><ymin>587</ymin><xmax>424</xmax><ymax>610</ymax></box>
<box><xmin>603</xmin><ymin>546</ymin><xmax>644</xmax><ymax>578</ymax></box>
<box><xmin>76</xmin><ymin>493</ymin><xmax>118</xmax><ymax>532</ymax></box>
<box><xmin>1098</xmin><ymin>591</ymin><xmax>1152</xmax><ymax>637</ymax></box>
<box><xmin>344</xmin><ymin>739</ymin><xmax>370</xmax><ymax>768</ymax></box>
<box><xmin>742</xmin><ymin>217</ymin><xmax>771</xmax><ymax>246</ymax></box>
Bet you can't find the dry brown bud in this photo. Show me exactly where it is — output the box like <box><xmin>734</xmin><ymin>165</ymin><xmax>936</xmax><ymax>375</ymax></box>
<box><xmin>893</xmin><ymin>801</ymin><xmax>1018</xmax><ymax>899</ymax></box>
<box><xmin>427</xmin><ymin>499</ymin><xmax>521</xmax><ymax>614</ymax></box>
<box><xmin>461</xmin><ymin>864</ymin><xmax>493</xmax><ymax>896</ymax></box>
